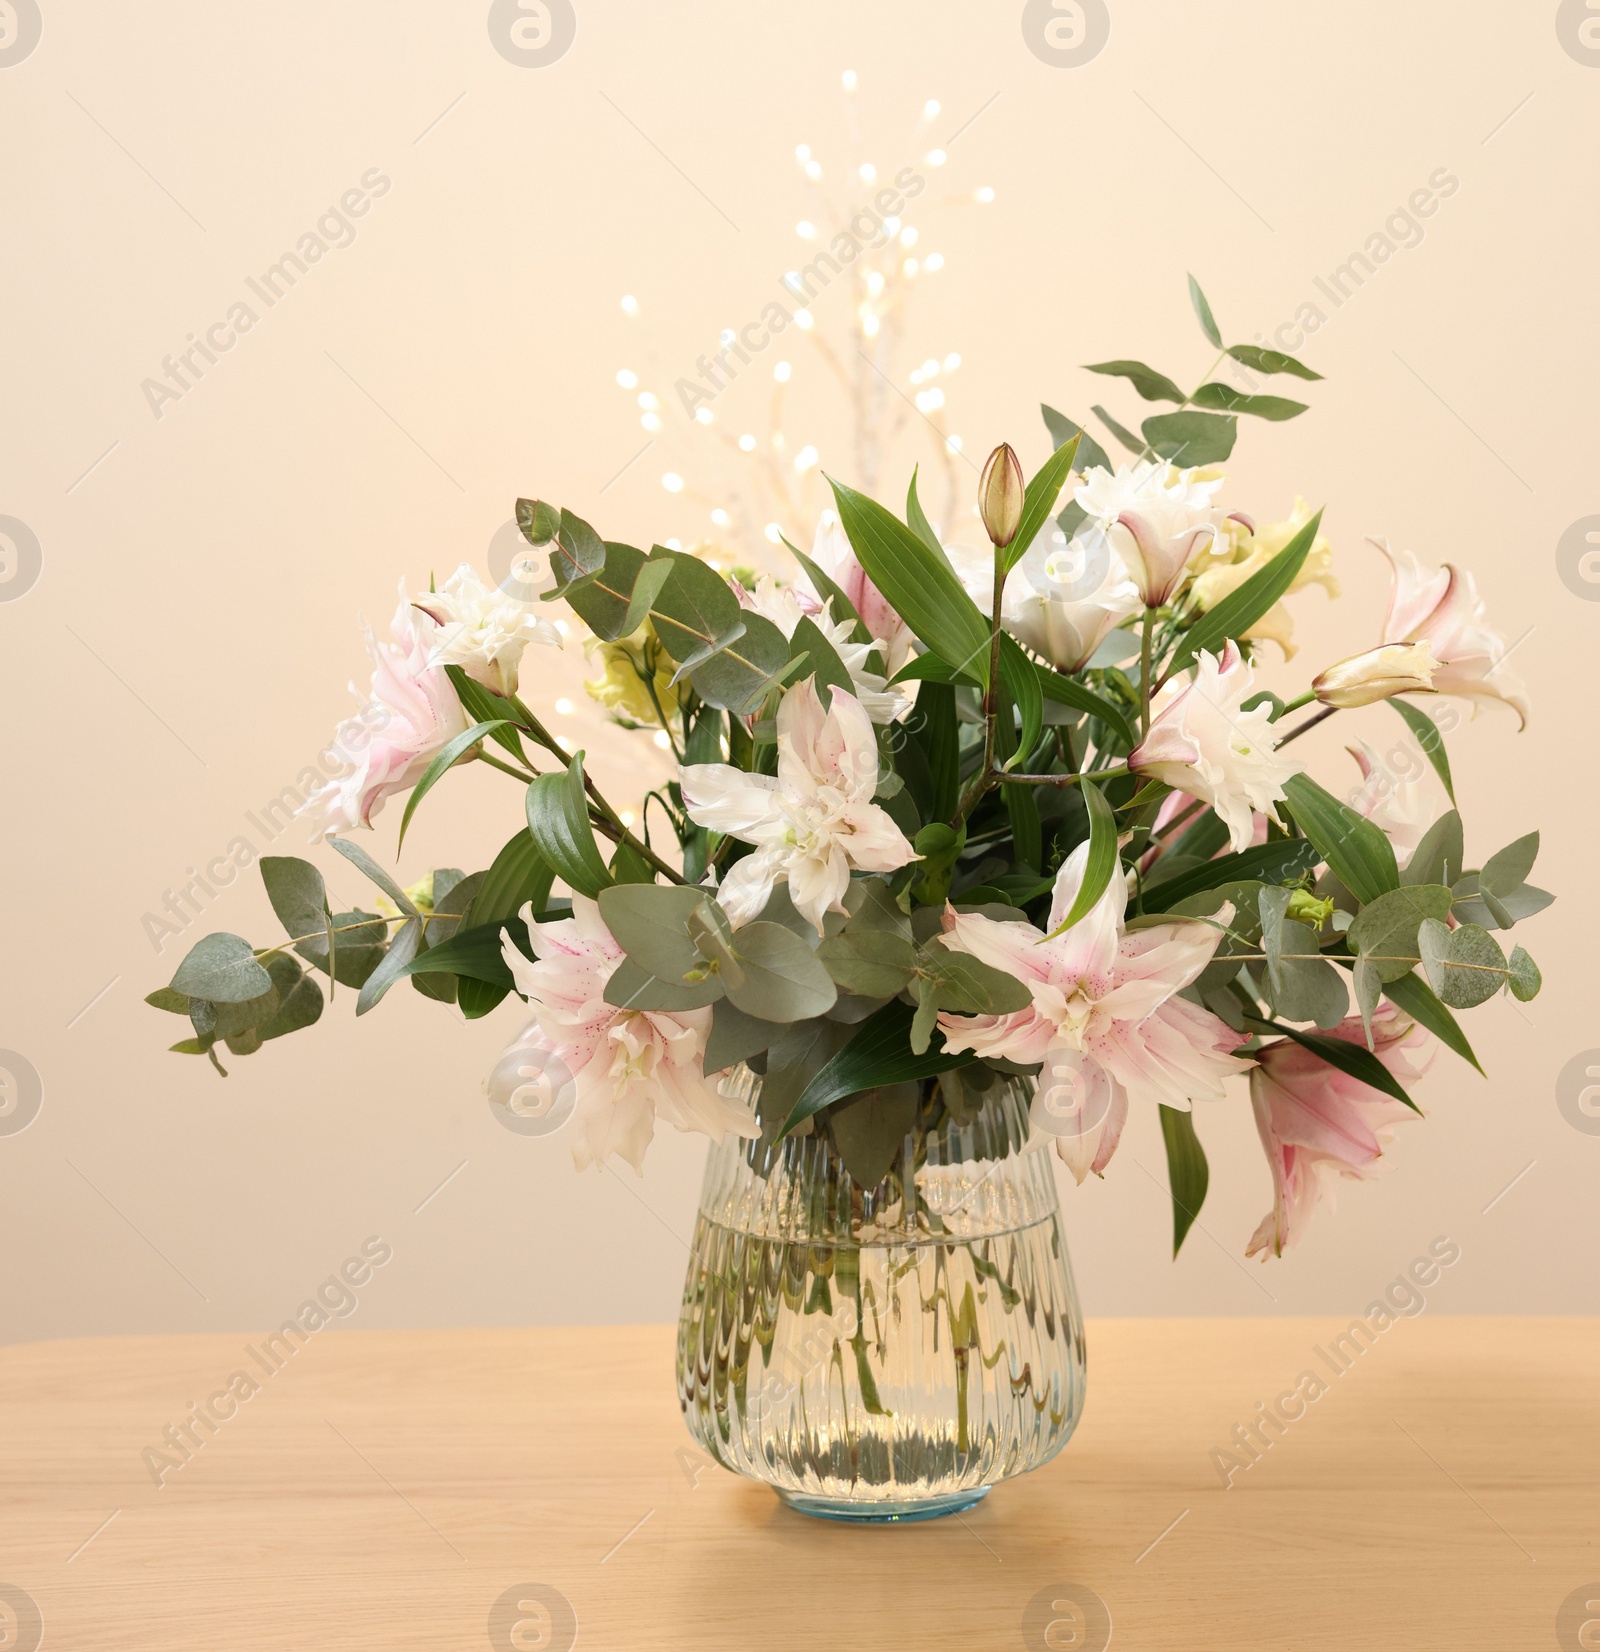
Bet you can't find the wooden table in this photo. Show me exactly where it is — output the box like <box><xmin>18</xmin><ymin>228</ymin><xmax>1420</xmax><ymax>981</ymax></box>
<box><xmin>3</xmin><ymin>1319</ymin><xmax>1595</xmax><ymax>1649</ymax></box>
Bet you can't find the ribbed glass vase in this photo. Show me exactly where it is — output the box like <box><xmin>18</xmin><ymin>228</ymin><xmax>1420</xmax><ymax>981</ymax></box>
<box><xmin>675</xmin><ymin>1067</ymin><xmax>1086</xmax><ymax>1522</ymax></box>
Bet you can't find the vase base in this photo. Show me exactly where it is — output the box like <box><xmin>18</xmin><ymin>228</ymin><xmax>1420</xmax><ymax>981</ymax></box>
<box><xmin>775</xmin><ymin>1485</ymin><xmax>992</xmax><ymax>1524</ymax></box>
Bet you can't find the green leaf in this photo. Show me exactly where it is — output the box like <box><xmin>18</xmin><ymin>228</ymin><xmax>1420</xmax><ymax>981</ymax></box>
<box><xmin>1450</xmin><ymin>877</ymin><xmax>1554</xmax><ymax>932</ymax></box>
<box><xmin>910</xmin><ymin>679</ymin><xmax>959</xmax><ymax>822</ymax></box>
<box><xmin>1480</xmin><ymin>831</ymin><xmax>1540</xmax><ymax>898</ymax></box>
<box><xmin>602</xmin><ymin>957</ymin><xmax>724</xmax><ymax>1012</ymax></box>
<box><xmin>1041</xmin><ymin>405</ymin><xmax>1111</xmax><ymax>474</ymax></box>
<box><xmin>146</xmin><ymin>986</ymin><xmax>191</xmax><ymax>1014</ymax></box>
<box><xmin>170</xmin><ymin>934</ymin><xmax>273</xmax><ymax>1004</ymax></box>
<box><xmin>905</xmin><ymin>466</ymin><xmax>944</xmax><ymax>556</ymax></box>
<box><xmin>918</xmin><ymin>946</ymin><xmax>1032</xmax><ymax>1014</ymax></box>
<box><xmin>1224</xmin><ymin>344</ymin><xmax>1323</xmax><ymax>381</ymax></box>
<box><xmin>259</xmin><ymin>856</ymin><xmax>330</xmax><ymax>954</ymax></box>
<box><xmin>723</xmin><ymin>922</ymin><xmax>838</xmax><ymax>1022</ymax></box>
<box><xmin>355</xmin><ymin>915</ymin><xmax>422</xmax><ymax>1016</ymax></box>
<box><xmin>828</xmin><ymin>1084</ymin><xmax>919</xmax><ymax>1189</ymax></box>
<box><xmin>468</xmin><ymin>830</ymin><xmax>556</xmax><ymax>929</ymax></box>
<box><xmin>997</xmin><ymin>633</ymin><xmax>1044</xmax><ymax>763</ymax></box>
<box><xmin>646</xmin><ymin>549</ymin><xmax>745</xmax><ymax>673</ymax></box>
<box><xmin>396</xmin><ymin>719</ymin><xmax>512</xmax><ymax>850</ymax></box>
<box><xmin>829</xmin><ymin>476</ymin><xmax>992</xmax><ymax>686</ymax></box>
<box><xmin>1045</xmin><ymin>780</ymin><xmax>1118</xmax><ymax>938</ymax></box>
<box><xmin>296</xmin><ymin>910</ymin><xmax>386</xmax><ymax>987</ymax></box>
<box><xmin>1401</xmin><ymin>811</ymin><xmax>1464</xmax><ymax>890</ymax></box>
<box><xmin>1282</xmin><ymin>773</ymin><xmax>1399</xmax><ymax>905</ymax></box>
<box><xmin>756</xmin><ymin>1019</ymin><xmax>851</xmax><ymax>1138</ymax></box>
<box><xmin>688</xmin><ymin>611</ymin><xmax>794</xmax><ymax>714</ymax></box>
<box><xmin>1506</xmin><ymin>945</ymin><xmax>1542</xmax><ymax>1002</ymax></box>
<box><xmin>562</xmin><ymin>541</ymin><xmax>676</xmax><ymax>641</ymax></box>
<box><xmin>1388</xmin><ymin>698</ymin><xmax>1456</xmax><ymax>803</ymax></box>
<box><xmin>782</xmin><ymin>537</ymin><xmax>870</xmax><ymax>645</ymax></box>
<box><xmin>515</xmin><ymin>497</ymin><xmax>562</xmax><ymax>547</ymax></box>
<box><xmin>1142</xmin><ymin>410</ymin><xmax>1237</xmax><ymax>465</ymax></box>
<box><xmin>1188</xmin><ymin>383</ymin><xmax>1309</xmax><ymax>421</ymax></box>
<box><xmin>817</xmin><ymin>929</ymin><xmax>918</xmax><ymax>997</ymax></box>
<box><xmin>1004</xmin><ymin>778</ymin><xmax>1042</xmax><ymax>872</ymax></box>
<box><xmin>1255</xmin><ymin>1023</ymin><xmax>1419</xmax><ymax>1112</ymax></box>
<box><xmin>1417</xmin><ymin>918</ymin><xmax>1507</xmax><ymax>1009</ymax></box>
<box><xmin>782</xmin><ymin>999</ymin><xmax>966</xmax><ymax>1134</ymax></box>
<box><xmin>1187</xmin><ymin>273</ymin><xmax>1223</xmax><ymax>348</ymax></box>
<box><xmin>525</xmin><ymin>753</ymin><xmax>614</xmax><ymax>900</ymax></box>
<box><xmin>1259</xmin><ymin>887</ymin><xmax>1348</xmax><ymax>1027</ymax></box>
<box><xmin>1383</xmin><ymin>970</ymin><xmax>1483</xmax><ymax>1075</ymax></box>
<box><xmin>1084</xmin><ymin>360</ymin><xmax>1186</xmax><ymax>404</ymax></box>
<box><xmin>789</xmin><ymin>615</ymin><xmax>855</xmax><ymax>706</ymax></box>
<box><xmin>909</xmin><ymin>822</ymin><xmax>965</xmax><ymax>908</ymax></box>
<box><xmin>1141</xmin><ymin>839</ymin><xmax>1321</xmax><ymax>913</ymax></box>
<box><xmin>1167</xmin><ymin>508</ymin><xmax>1324</xmax><ymax>677</ymax></box>
<box><xmin>1347</xmin><ymin>884</ymin><xmax>1454</xmax><ymax>983</ymax></box>
<box><xmin>443</xmin><ymin>664</ymin><xmax>529</xmax><ymax>766</ymax></box>
<box><xmin>704</xmin><ymin>997</ymin><xmax>782</xmax><ymax>1073</ymax></box>
<box><xmin>1034</xmin><ymin>662</ymin><xmax>1139</xmax><ymax>750</ymax></box>
<box><xmin>1353</xmin><ymin>954</ymin><xmax>1381</xmax><ymax>1046</ymax></box>
<box><xmin>330</xmin><ymin>838</ymin><xmax>420</xmax><ymax>915</ymax></box>
<box><xmin>597</xmin><ymin>884</ymin><xmax>708</xmax><ymax>981</ymax></box>
<box><xmin>1159</xmin><ymin>1105</ymin><xmax>1209</xmax><ymax>1257</ymax></box>
<box><xmin>1091</xmin><ymin>403</ymin><xmax>1146</xmax><ymax>456</ymax></box>
<box><xmin>1002</xmin><ymin>435</ymin><xmax>1083</xmax><ymax>576</ymax></box>
<box><xmin>257</xmin><ymin>959</ymin><xmax>323</xmax><ymax>1041</ymax></box>
<box><xmin>388</xmin><ymin>919</ymin><xmax>524</xmax><ymax>991</ymax></box>
<box><xmin>544</xmin><ymin>506</ymin><xmax>608</xmax><ymax>594</ymax></box>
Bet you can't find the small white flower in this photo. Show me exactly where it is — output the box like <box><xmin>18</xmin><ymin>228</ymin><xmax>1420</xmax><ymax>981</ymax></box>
<box><xmin>1131</xmin><ymin>641</ymin><xmax>1301</xmax><ymax>852</ymax></box>
<box><xmin>1001</xmin><ymin>522</ymin><xmax>1143</xmax><ymax>671</ymax></box>
<box><xmin>412</xmin><ymin>563</ymin><xmax>560</xmax><ymax>698</ymax></box>
<box><xmin>681</xmin><ymin>679</ymin><xmax>918</xmax><ymax>931</ymax></box>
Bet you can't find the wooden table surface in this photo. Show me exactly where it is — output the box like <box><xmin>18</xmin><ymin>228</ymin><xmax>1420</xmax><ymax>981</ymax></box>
<box><xmin>3</xmin><ymin>1318</ymin><xmax>1595</xmax><ymax>1650</ymax></box>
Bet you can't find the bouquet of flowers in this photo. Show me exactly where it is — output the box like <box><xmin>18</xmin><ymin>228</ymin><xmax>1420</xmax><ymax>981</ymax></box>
<box><xmin>149</xmin><ymin>282</ymin><xmax>1546</xmax><ymax>1261</ymax></box>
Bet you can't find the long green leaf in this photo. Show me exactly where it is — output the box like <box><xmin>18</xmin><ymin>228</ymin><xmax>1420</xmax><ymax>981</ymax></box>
<box><xmin>830</xmin><ymin>476</ymin><xmax>992</xmax><ymax>685</ymax></box>
<box><xmin>1189</xmin><ymin>383</ymin><xmax>1309</xmax><ymax>421</ymax></box>
<box><xmin>330</xmin><ymin>838</ymin><xmax>420</xmax><ymax>915</ymax></box>
<box><xmin>444</xmin><ymin>665</ymin><xmax>529</xmax><ymax>765</ymax></box>
<box><xmin>1033</xmin><ymin>661</ymin><xmax>1139</xmax><ymax>750</ymax></box>
<box><xmin>1159</xmin><ymin>1105</ymin><xmax>1209</xmax><ymax>1256</ymax></box>
<box><xmin>1141</xmin><ymin>839</ymin><xmax>1320</xmax><ymax>912</ymax></box>
<box><xmin>1167</xmin><ymin>508</ymin><xmax>1324</xmax><ymax>677</ymax></box>
<box><xmin>1092</xmin><ymin>403</ymin><xmax>1145</xmax><ymax>456</ymax></box>
<box><xmin>1002</xmin><ymin>435</ymin><xmax>1082</xmax><ymax>575</ymax></box>
<box><xmin>905</xmin><ymin>466</ymin><xmax>944</xmax><ymax>556</ymax></box>
<box><xmin>1282</xmin><ymin>773</ymin><xmax>1399</xmax><ymax>905</ymax></box>
<box><xmin>397</xmin><ymin>720</ymin><xmax>511</xmax><ymax>850</ymax></box>
<box><xmin>1085</xmin><ymin>360</ymin><xmax>1186</xmax><ymax>404</ymax></box>
<box><xmin>467</xmin><ymin>830</ymin><xmax>556</xmax><ymax>927</ymax></box>
<box><xmin>1383</xmin><ymin>969</ymin><xmax>1484</xmax><ymax>1075</ymax></box>
<box><xmin>1045</xmin><ymin>781</ymin><xmax>1117</xmax><ymax>938</ymax></box>
<box><xmin>1041</xmin><ymin>404</ymin><xmax>1111</xmax><ymax>474</ymax></box>
<box><xmin>525</xmin><ymin>753</ymin><xmax>614</xmax><ymax>899</ymax></box>
<box><xmin>1224</xmin><ymin>344</ymin><xmax>1322</xmax><ymax>381</ymax></box>
<box><xmin>781</xmin><ymin>1000</ymin><xmax>965</xmax><ymax>1135</ymax></box>
<box><xmin>998</xmin><ymin>634</ymin><xmax>1043</xmax><ymax>764</ymax></box>
<box><xmin>1187</xmin><ymin>274</ymin><xmax>1223</xmax><ymax>348</ymax></box>
<box><xmin>910</xmin><ymin>679</ymin><xmax>959</xmax><ymax>822</ymax></box>
<box><xmin>781</xmin><ymin>535</ymin><xmax>871</xmax><ymax>646</ymax></box>
<box><xmin>1252</xmin><ymin>1021</ymin><xmax>1419</xmax><ymax>1113</ymax></box>
<box><xmin>388</xmin><ymin>920</ymin><xmax>525</xmax><ymax>990</ymax></box>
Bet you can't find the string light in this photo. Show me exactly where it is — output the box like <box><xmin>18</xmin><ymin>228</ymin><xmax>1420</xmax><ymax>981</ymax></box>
<box><xmin>662</xmin><ymin>473</ymin><xmax>684</xmax><ymax>493</ymax></box>
<box><xmin>695</xmin><ymin>407</ymin><xmax>713</xmax><ymax>424</ymax></box>
<box><xmin>975</xmin><ymin>186</ymin><xmax>996</xmax><ymax>204</ymax></box>
<box><xmin>794</xmin><ymin>445</ymin><xmax>818</xmax><ymax>472</ymax></box>
<box><xmin>616</xmin><ymin>369</ymin><xmax>638</xmax><ymax>388</ymax></box>
<box><xmin>620</xmin><ymin>295</ymin><xmax>639</xmax><ymax>316</ymax></box>
<box><xmin>841</xmin><ymin>69</ymin><xmax>857</xmax><ymax>91</ymax></box>
<box><xmin>554</xmin><ymin>697</ymin><xmax>573</xmax><ymax>715</ymax></box>
<box><xmin>774</xmin><ymin>361</ymin><xmax>792</xmax><ymax>382</ymax></box>
<box><xmin>794</xmin><ymin>309</ymin><xmax>814</xmax><ymax>330</ymax></box>
<box><xmin>796</xmin><ymin>220</ymin><xmax>816</xmax><ymax>240</ymax></box>
<box><xmin>738</xmin><ymin>434</ymin><xmax>756</xmax><ymax>452</ymax></box>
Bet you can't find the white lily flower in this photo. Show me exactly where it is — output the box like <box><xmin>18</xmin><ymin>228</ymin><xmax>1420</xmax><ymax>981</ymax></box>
<box><xmin>1130</xmin><ymin>641</ymin><xmax>1302</xmax><ymax>851</ymax></box>
<box><xmin>413</xmin><ymin>562</ymin><xmax>560</xmax><ymax>697</ymax></box>
<box><xmin>1074</xmin><ymin>459</ymin><xmax>1226</xmax><ymax>605</ymax></box>
<box><xmin>681</xmin><ymin>679</ymin><xmax>918</xmax><ymax>931</ymax></box>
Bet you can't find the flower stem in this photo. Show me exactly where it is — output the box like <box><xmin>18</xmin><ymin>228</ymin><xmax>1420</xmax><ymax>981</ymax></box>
<box><xmin>1275</xmin><ymin>703</ymin><xmax>1338</xmax><ymax>748</ymax></box>
<box><xmin>1139</xmin><ymin>607</ymin><xmax>1156</xmax><ymax>738</ymax></box>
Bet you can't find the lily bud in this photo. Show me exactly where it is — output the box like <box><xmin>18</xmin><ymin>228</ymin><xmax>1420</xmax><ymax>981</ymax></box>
<box><xmin>1312</xmin><ymin>642</ymin><xmax>1439</xmax><ymax>709</ymax></box>
<box><xmin>978</xmin><ymin>443</ymin><xmax>1025</xmax><ymax>548</ymax></box>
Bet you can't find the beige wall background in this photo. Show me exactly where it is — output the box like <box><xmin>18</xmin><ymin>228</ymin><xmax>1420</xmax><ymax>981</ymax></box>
<box><xmin>2</xmin><ymin>0</ymin><xmax>1595</xmax><ymax>1343</ymax></box>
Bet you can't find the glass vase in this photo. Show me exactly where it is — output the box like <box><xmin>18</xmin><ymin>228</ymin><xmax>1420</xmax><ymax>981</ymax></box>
<box><xmin>675</xmin><ymin>1066</ymin><xmax>1086</xmax><ymax>1522</ymax></box>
